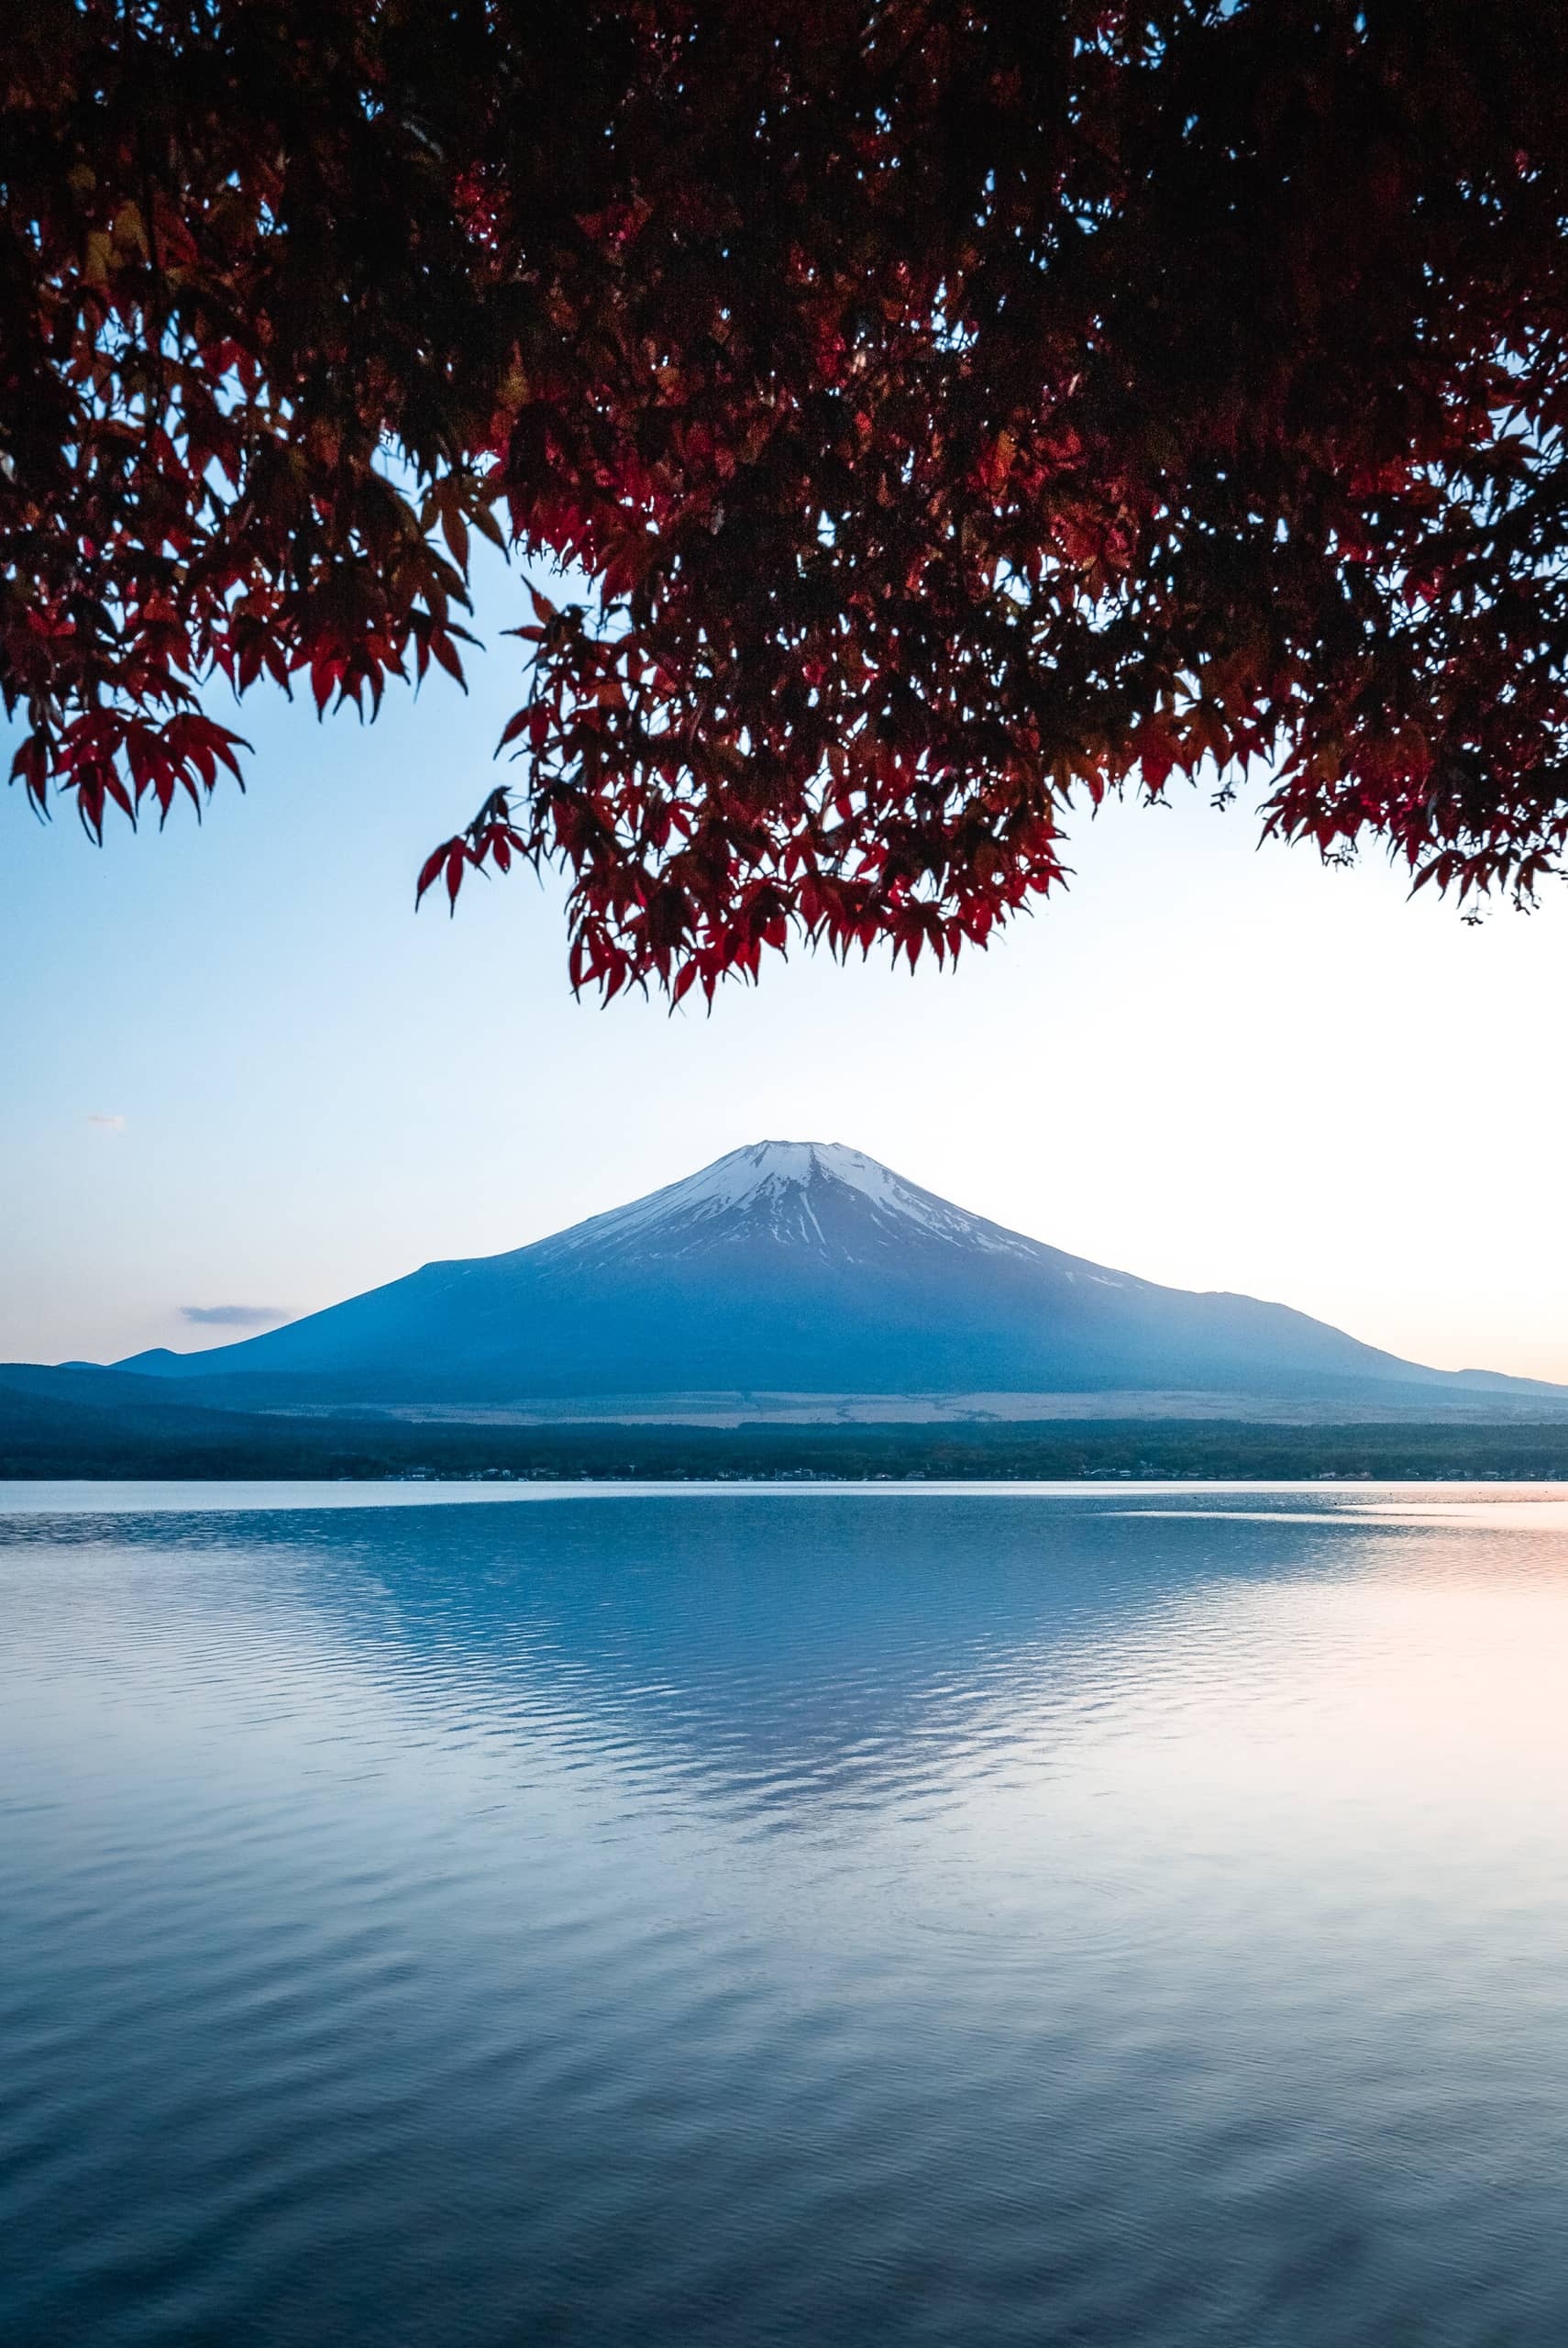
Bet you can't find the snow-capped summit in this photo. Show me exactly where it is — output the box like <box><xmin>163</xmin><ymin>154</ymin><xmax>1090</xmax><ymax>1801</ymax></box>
<box><xmin>116</xmin><ymin>1140</ymin><xmax>1559</xmax><ymax>1412</ymax></box>
<box><xmin>536</xmin><ymin>1140</ymin><xmax>1051</xmax><ymax>1267</ymax></box>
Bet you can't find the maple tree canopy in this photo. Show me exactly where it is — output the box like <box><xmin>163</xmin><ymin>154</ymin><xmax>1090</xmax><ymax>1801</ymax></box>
<box><xmin>5</xmin><ymin>2</ymin><xmax>1568</xmax><ymax>997</ymax></box>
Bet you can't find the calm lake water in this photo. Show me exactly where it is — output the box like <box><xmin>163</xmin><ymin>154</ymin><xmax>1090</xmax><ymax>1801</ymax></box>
<box><xmin>5</xmin><ymin>1481</ymin><xmax>1568</xmax><ymax>2346</ymax></box>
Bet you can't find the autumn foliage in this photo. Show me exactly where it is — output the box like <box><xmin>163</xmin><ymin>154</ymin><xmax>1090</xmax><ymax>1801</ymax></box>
<box><xmin>5</xmin><ymin>1</ymin><xmax>1568</xmax><ymax>996</ymax></box>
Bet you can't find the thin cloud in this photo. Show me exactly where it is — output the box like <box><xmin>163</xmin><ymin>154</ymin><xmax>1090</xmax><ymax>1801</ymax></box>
<box><xmin>179</xmin><ymin>1304</ymin><xmax>288</xmax><ymax>1329</ymax></box>
<box><xmin>86</xmin><ymin>1113</ymin><xmax>127</xmax><ymax>1133</ymax></box>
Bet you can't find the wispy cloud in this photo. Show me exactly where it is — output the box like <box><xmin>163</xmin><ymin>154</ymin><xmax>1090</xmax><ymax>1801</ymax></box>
<box><xmin>86</xmin><ymin>1113</ymin><xmax>127</xmax><ymax>1133</ymax></box>
<box><xmin>179</xmin><ymin>1303</ymin><xmax>288</xmax><ymax>1329</ymax></box>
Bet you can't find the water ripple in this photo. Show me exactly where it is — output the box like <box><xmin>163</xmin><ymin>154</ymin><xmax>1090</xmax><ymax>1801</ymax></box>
<box><xmin>5</xmin><ymin>1487</ymin><xmax>1568</xmax><ymax>2344</ymax></box>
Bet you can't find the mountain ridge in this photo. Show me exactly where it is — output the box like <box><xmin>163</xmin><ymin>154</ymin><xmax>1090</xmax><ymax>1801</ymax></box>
<box><xmin>111</xmin><ymin>1140</ymin><xmax>1567</xmax><ymax>1415</ymax></box>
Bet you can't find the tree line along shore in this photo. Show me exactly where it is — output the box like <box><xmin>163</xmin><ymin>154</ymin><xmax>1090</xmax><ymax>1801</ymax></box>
<box><xmin>6</xmin><ymin>1384</ymin><xmax>1568</xmax><ymax>1484</ymax></box>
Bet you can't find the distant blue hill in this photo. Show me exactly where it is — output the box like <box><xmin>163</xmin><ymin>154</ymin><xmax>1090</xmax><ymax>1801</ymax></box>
<box><xmin>113</xmin><ymin>1141</ymin><xmax>1567</xmax><ymax>1418</ymax></box>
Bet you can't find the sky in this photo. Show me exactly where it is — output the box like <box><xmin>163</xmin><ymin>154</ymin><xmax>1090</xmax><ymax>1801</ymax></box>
<box><xmin>5</xmin><ymin>560</ymin><xmax>1567</xmax><ymax>1380</ymax></box>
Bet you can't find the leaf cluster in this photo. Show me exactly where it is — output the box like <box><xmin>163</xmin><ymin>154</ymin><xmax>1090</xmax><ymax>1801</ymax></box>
<box><xmin>6</xmin><ymin>1</ymin><xmax>1568</xmax><ymax>991</ymax></box>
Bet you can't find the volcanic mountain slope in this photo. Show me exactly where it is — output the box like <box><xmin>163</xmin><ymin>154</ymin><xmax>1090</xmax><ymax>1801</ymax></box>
<box><xmin>116</xmin><ymin>1140</ymin><xmax>1562</xmax><ymax>1414</ymax></box>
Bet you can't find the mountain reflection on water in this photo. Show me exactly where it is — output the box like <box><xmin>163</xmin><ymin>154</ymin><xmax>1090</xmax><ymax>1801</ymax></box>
<box><xmin>4</xmin><ymin>1486</ymin><xmax>1568</xmax><ymax>2347</ymax></box>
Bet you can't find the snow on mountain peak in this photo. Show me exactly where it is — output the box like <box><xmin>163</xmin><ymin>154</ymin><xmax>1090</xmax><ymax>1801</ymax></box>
<box><xmin>538</xmin><ymin>1139</ymin><xmax>1048</xmax><ymax>1265</ymax></box>
<box><xmin>676</xmin><ymin>1140</ymin><xmax>911</xmax><ymax>1213</ymax></box>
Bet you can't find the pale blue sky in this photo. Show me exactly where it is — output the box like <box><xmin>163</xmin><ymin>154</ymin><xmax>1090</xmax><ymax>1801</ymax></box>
<box><xmin>6</xmin><ymin>562</ymin><xmax>1567</xmax><ymax>1379</ymax></box>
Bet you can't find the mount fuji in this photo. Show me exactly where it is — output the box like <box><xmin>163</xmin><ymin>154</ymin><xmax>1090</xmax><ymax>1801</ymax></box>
<box><xmin>116</xmin><ymin>1140</ymin><xmax>1562</xmax><ymax>1420</ymax></box>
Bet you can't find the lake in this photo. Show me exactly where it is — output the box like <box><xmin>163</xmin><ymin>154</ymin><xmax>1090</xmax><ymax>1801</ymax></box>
<box><xmin>4</xmin><ymin>1481</ymin><xmax>1568</xmax><ymax>2345</ymax></box>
